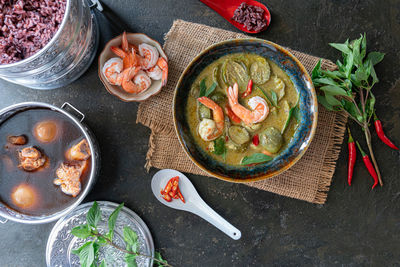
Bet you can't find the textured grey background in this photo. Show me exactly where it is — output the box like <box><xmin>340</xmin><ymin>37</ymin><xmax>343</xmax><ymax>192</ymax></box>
<box><xmin>0</xmin><ymin>0</ymin><xmax>399</xmax><ymax>266</ymax></box>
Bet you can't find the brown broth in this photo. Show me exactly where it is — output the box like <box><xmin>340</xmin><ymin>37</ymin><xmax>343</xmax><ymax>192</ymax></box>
<box><xmin>0</xmin><ymin>108</ymin><xmax>90</xmax><ymax>216</ymax></box>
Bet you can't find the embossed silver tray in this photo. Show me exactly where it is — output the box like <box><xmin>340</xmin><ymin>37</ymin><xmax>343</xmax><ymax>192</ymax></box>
<box><xmin>46</xmin><ymin>201</ymin><xmax>154</xmax><ymax>267</ymax></box>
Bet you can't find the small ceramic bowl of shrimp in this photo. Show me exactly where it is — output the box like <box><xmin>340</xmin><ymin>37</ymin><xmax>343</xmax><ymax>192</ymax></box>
<box><xmin>98</xmin><ymin>32</ymin><xmax>168</xmax><ymax>102</ymax></box>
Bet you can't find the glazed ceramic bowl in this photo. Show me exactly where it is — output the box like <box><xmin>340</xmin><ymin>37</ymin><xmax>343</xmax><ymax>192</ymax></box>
<box><xmin>98</xmin><ymin>33</ymin><xmax>167</xmax><ymax>102</ymax></box>
<box><xmin>173</xmin><ymin>38</ymin><xmax>317</xmax><ymax>183</ymax></box>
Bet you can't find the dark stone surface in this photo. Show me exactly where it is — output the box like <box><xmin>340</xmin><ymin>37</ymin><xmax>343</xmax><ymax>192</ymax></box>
<box><xmin>0</xmin><ymin>0</ymin><xmax>399</xmax><ymax>266</ymax></box>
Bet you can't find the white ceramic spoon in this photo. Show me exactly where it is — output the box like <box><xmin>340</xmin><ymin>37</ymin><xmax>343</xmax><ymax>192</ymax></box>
<box><xmin>151</xmin><ymin>169</ymin><xmax>241</xmax><ymax>240</ymax></box>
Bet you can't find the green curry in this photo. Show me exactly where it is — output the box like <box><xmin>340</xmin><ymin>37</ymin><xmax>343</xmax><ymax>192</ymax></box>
<box><xmin>187</xmin><ymin>53</ymin><xmax>299</xmax><ymax>166</ymax></box>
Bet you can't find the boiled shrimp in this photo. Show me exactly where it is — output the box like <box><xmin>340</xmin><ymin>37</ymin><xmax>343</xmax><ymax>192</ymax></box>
<box><xmin>146</xmin><ymin>57</ymin><xmax>168</xmax><ymax>86</ymax></box>
<box><xmin>227</xmin><ymin>83</ymin><xmax>269</xmax><ymax>125</ymax></box>
<box><xmin>138</xmin><ymin>43</ymin><xmax>159</xmax><ymax>70</ymax></box>
<box><xmin>121</xmin><ymin>69</ymin><xmax>151</xmax><ymax>94</ymax></box>
<box><xmin>102</xmin><ymin>57</ymin><xmax>125</xmax><ymax>85</ymax></box>
<box><xmin>110</xmin><ymin>46</ymin><xmax>139</xmax><ymax>69</ymax></box>
<box><xmin>197</xmin><ymin>97</ymin><xmax>224</xmax><ymax>141</ymax></box>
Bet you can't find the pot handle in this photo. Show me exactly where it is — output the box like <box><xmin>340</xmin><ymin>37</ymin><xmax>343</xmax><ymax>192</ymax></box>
<box><xmin>61</xmin><ymin>102</ymin><xmax>85</xmax><ymax>122</ymax></box>
<box><xmin>0</xmin><ymin>216</ymin><xmax>8</xmax><ymax>224</ymax></box>
<box><xmin>89</xmin><ymin>0</ymin><xmax>103</xmax><ymax>12</ymax></box>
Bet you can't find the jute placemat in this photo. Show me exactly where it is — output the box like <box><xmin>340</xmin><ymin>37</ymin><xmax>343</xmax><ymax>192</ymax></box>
<box><xmin>137</xmin><ymin>20</ymin><xmax>347</xmax><ymax>204</ymax></box>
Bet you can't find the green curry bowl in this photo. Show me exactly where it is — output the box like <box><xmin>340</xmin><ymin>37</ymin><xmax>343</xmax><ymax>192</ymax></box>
<box><xmin>173</xmin><ymin>38</ymin><xmax>317</xmax><ymax>183</ymax></box>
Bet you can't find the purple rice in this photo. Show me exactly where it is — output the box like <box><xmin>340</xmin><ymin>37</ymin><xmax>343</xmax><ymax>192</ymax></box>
<box><xmin>232</xmin><ymin>2</ymin><xmax>267</xmax><ymax>32</ymax></box>
<box><xmin>0</xmin><ymin>0</ymin><xmax>67</xmax><ymax>65</ymax></box>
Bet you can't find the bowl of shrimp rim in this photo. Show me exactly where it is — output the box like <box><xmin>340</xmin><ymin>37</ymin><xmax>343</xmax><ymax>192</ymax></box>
<box><xmin>99</xmin><ymin>32</ymin><xmax>168</xmax><ymax>102</ymax></box>
<box><xmin>173</xmin><ymin>38</ymin><xmax>318</xmax><ymax>182</ymax></box>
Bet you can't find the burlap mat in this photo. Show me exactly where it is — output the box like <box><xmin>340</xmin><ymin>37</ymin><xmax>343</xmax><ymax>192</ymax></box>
<box><xmin>137</xmin><ymin>20</ymin><xmax>347</xmax><ymax>204</ymax></box>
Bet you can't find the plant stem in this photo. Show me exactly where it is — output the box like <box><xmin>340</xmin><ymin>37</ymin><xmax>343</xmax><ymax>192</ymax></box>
<box><xmin>363</xmin><ymin>125</ymin><xmax>383</xmax><ymax>186</ymax></box>
<box><xmin>93</xmin><ymin>233</ymin><xmax>172</xmax><ymax>267</ymax></box>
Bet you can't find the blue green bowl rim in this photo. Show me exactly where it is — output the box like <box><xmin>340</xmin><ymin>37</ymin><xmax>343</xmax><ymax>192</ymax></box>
<box><xmin>173</xmin><ymin>38</ymin><xmax>318</xmax><ymax>183</ymax></box>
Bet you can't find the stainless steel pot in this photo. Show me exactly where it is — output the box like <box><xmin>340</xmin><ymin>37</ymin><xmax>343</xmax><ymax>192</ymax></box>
<box><xmin>0</xmin><ymin>102</ymin><xmax>100</xmax><ymax>224</ymax></box>
<box><xmin>0</xmin><ymin>0</ymin><xmax>100</xmax><ymax>90</ymax></box>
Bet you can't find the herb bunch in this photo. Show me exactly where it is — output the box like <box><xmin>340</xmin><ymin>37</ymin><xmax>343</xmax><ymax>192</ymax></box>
<box><xmin>312</xmin><ymin>34</ymin><xmax>385</xmax><ymax>185</ymax></box>
<box><xmin>71</xmin><ymin>201</ymin><xmax>170</xmax><ymax>267</ymax></box>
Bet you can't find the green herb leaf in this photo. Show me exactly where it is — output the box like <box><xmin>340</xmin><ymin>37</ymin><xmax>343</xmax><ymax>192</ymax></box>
<box><xmin>199</xmin><ymin>78</ymin><xmax>207</xmax><ymax>97</ymax></box>
<box><xmin>99</xmin><ymin>260</ymin><xmax>107</xmax><ymax>267</ymax></box>
<box><xmin>313</xmin><ymin>77</ymin><xmax>339</xmax><ymax>87</ymax></box>
<box><xmin>325</xmin><ymin>93</ymin><xmax>343</xmax><ymax>107</ymax></box>
<box><xmin>360</xmin><ymin>33</ymin><xmax>367</xmax><ymax>59</ymax></box>
<box><xmin>270</xmin><ymin>90</ymin><xmax>278</xmax><ymax>107</ymax></box>
<box><xmin>87</xmin><ymin>201</ymin><xmax>101</xmax><ymax>229</ymax></box>
<box><xmin>78</xmin><ymin>241</ymin><xmax>95</xmax><ymax>267</ymax></box>
<box><xmin>351</xmin><ymin>36</ymin><xmax>362</xmax><ymax>66</ymax></box>
<box><xmin>71</xmin><ymin>224</ymin><xmax>91</xmax><ymax>239</ymax></box>
<box><xmin>367</xmin><ymin>51</ymin><xmax>385</xmax><ymax>65</ymax></box>
<box><xmin>344</xmin><ymin>51</ymin><xmax>354</xmax><ymax>78</ymax></box>
<box><xmin>366</xmin><ymin>92</ymin><xmax>376</xmax><ymax>121</ymax></box>
<box><xmin>282</xmin><ymin>103</ymin><xmax>300</xmax><ymax>134</ymax></box>
<box><xmin>241</xmin><ymin>153</ymin><xmax>273</xmax><ymax>165</ymax></box>
<box><xmin>321</xmin><ymin>69</ymin><xmax>345</xmax><ymax>80</ymax></box>
<box><xmin>311</xmin><ymin>59</ymin><xmax>322</xmax><ymax>79</ymax></box>
<box><xmin>125</xmin><ymin>254</ymin><xmax>138</xmax><ymax>267</ymax></box>
<box><xmin>370</xmin><ymin>65</ymin><xmax>379</xmax><ymax>85</ymax></box>
<box><xmin>317</xmin><ymin>95</ymin><xmax>334</xmax><ymax>111</ymax></box>
<box><xmin>329</xmin><ymin>42</ymin><xmax>351</xmax><ymax>54</ymax></box>
<box><xmin>355</xmin><ymin>67</ymin><xmax>368</xmax><ymax>82</ymax></box>
<box><xmin>319</xmin><ymin>85</ymin><xmax>348</xmax><ymax>96</ymax></box>
<box><xmin>341</xmin><ymin>99</ymin><xmax>363</xmax><ymax>122</ymax></box>
<box><xmin>205</xmin><ymin>82</ymin><xmax>217</xmax><ymax>97</ymax></box>
<box><xmin>123</xmin><ymin>226</ymin><xmax>138</xmax><ymax>248</ymax></box>
<box><xmin>293</xmin><ymin>105</ymin><xmax>301</xmax><ymax>122</ymax></box>
<box><xmin>282</xmin><ymin>107</ymin><xmax>294</xmax><ymax>134</ymax></box>
<box><xmin>257</xmin><ymin>86</ymin><xmax>278</xmax><ymax>108</ymax></box>
<box><xmin>107</xmin><ymin>203</ymin><xmax>124</xmax><ymax>240</ymax></box>
<box><xmin>213</xmin><ymin>137</ymin><xmax>226</xmax><ymax>155</ymax></box>
<box><xmin>154</xmin><ymin>252</ymin><xmax>169</xmax><ymax>266</ymax></box>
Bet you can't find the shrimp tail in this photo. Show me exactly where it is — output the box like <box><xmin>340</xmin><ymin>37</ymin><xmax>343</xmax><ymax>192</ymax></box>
<box><xmin>110</xmin><ymin>46</ymin><xmax>127</xmax><ymax>58</ymax></box>
<box><xmin>157</xmin><ymin>57</ymin><xmax>168</xmax><ymax>86</ymax></box>
<box><xmin>121</xmin><ymin>31</ymin><xmax>129</xmax><ymax>52</ymax></box>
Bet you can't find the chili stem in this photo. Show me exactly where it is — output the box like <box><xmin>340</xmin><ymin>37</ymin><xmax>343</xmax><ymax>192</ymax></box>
<box><xmin>93</xmin><ymin>233</ymin><xmax>172</xmax><ymax>267</ymax></box>
<box><xmin>364</xmin><ymin>124</ymin><xmax>383</xmax><ymax>186</ymax></box>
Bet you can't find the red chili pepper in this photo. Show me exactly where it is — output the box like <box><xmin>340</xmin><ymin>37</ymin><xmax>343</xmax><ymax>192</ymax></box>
<box><xmin>356</xmin><ymin>141</ymin><xmax>379</xmax><ymax>189</ymax></box>
<box><xmin>241</xmin><ymin>79</ymin><xmax>253</xmax><ymax>98</ymax></box>
<box><xmin>162</xmin><ymin>193</ymin><xmax>172</xmax><ymax>202</ymax></box>
<box><xmin>177</xmin><ymin>188</ymin><xmax>185</xmax><ymax>203</ymax></box>
<box><xmin>225</xmin><ymin>104</ymin><xmax>241</xmax><ymax>123</ymax></box>
<box><xmin>162</xmin><ymin>180</ymin><xmax>173</xmax><ymax>195</ymax></box>
<box><xmin>374</xmin><ymin>113</ymin><xmax>398</xmax><ymax>150</ymax></box>
<box><xmin>171</xmin><ymin>178</ymin><xmax>179</xmax><ymax>196</ymax></box>
<box><xmin>252</xmin><ymin>134</ymin><xmax>259</xmax><ymax>146</ymax></box>
<box><xmin>347</xmin><ymin>128</ymin><xmax>356</xmax><ymax>186</ymax></box>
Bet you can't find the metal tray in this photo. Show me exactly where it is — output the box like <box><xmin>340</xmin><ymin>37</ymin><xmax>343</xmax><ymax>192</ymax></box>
<box><xmin>46</xmin><ymin>201</ymin><xmax>154</xmax><ymax>267</ymax></box>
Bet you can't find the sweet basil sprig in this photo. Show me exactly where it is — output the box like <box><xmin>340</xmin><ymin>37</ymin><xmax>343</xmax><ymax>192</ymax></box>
<box><xmin>71</xmin><ymin>201</ymin><xmax>170</xmax><ymax>267</ymax></box>
<box><xmin>312</xmin><ymin>33</ymin><xmax>385</xmax><ymax>186</ymax></box>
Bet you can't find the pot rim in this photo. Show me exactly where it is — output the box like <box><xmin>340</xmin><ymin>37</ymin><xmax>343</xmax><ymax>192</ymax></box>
<box><xmin>0</xmin><ymin>101</ymin><xmax>98</xmax><ymax>224</ymax></box>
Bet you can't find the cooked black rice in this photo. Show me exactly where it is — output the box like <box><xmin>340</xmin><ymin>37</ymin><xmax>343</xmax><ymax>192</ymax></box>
<box><xmin>0</xmin><ymin>0</ymin><xmax>67</xmax><ymax>65</ymax></box>
<box><xmin>232</xmin><ymin>2</ymin><xmax>267</xmax><ymax>32</ymax></box>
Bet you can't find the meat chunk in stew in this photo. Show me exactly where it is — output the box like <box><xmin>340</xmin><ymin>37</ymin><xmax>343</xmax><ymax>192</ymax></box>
<box><xmin>53</xmin><ymin>161</ymin><xmax>87</xmax><ymax>197</ymax></box>
<box><xmin>18</xmin><ymin>147</ymin><xmax>46</xmax><ymax>171</ymax></box>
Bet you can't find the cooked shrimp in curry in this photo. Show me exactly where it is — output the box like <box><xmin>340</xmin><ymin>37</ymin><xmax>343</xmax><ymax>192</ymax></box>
<box><xmin>186</xmin><ymin>53</ymin><xmax>299</xmax><ymax>166</ymax></box>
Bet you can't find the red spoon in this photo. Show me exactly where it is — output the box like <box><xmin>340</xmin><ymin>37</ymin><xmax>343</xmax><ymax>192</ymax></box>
<box><xmin>200</xmin><ymin>0</ymin><xmax>271</xmax><ymax>34</ymax></box>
